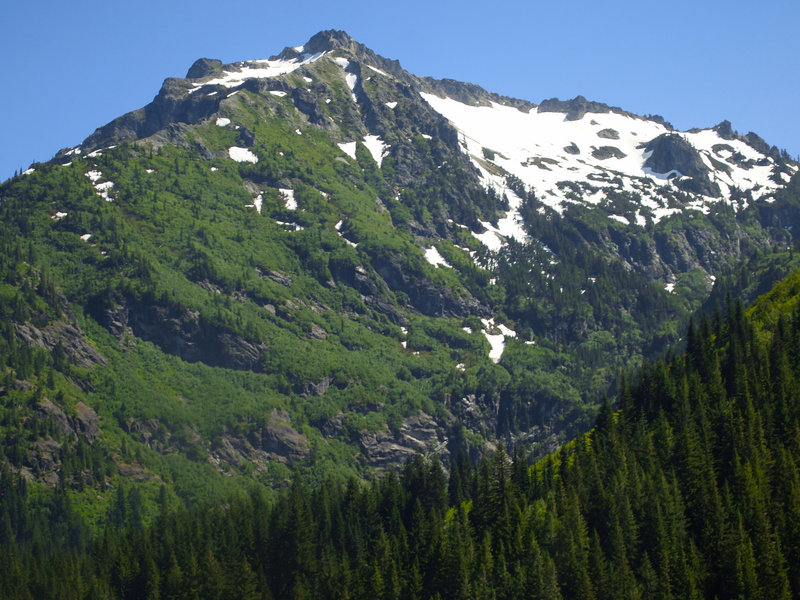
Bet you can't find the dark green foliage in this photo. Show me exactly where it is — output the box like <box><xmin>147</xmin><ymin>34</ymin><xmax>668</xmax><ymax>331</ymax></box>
<box><xmin>2</xmin><ymin>279</ymin><xmax>800</xmax><ymax>597</ymax></box>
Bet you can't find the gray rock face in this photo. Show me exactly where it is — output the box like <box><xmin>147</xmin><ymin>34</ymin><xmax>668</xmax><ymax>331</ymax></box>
<box><xmin>538</xmin><ymin>95</ymin><xmax>619</xmax><ymax>121</ymax></box>
<box><xmin>358</xmin><ymin>412</ymin><xmax>448</xmax><ymax>470</ymax></box>
<box><xmin>36</xmin><ymin>399</ymin><xmax>100</xmax><ymax>443</ymax></box>
<box><xmin>80</xmin><ymin>77</ymin><xmax>221</xmax><ymax>151</ymax></box>
<box><xmin>644</xmin><ymin>133</ymin><xmax>721</xmax><ymax>197</ymax></box>
<box><xmin>591</xmin><ymin>146</ymin><xmax>627</xmax><ymax>160</ymax></box>
<box><xmin>186</xmin><ymin>58</ymin><xmax>223</xmax><ymax>79</ymax></box>
<box><xmin>96</xmin><ymin>299</ymin><xmax>265</xmax><ymax>371</ymax></box>
<box><xmin>644</xmin><ymin>133</ymin><xmax>708</xmax><ymax>178</ymax></box>
<box><xmin>15</xmin><ymin>321</ymin><xmax>108</xmax><ymax>368</ymax></box>
<box><xmin>372</xmin><ymin>253</ymin><xmax>488</xmax><ymax>318</ymax></box>
<box><xmin>209</xmin><ymin>409</ymin><xmax>310</xmax><ymax>473</ymax></box>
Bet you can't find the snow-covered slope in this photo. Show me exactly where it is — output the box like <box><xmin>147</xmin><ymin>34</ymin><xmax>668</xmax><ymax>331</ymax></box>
<box><xmin>420</xmin><ymin>93</ymin><xmax>796</xmax><ymax>223</ymax></box>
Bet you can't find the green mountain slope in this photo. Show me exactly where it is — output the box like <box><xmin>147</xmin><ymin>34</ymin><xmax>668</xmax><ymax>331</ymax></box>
<box><xmin>1</xmin><ymin>30</ymin><xmax>799</xmax><ymax>514</ymax></box>
<box><xmin>3</xmin><ymin>245</ymin><xmax>800</xmax><ymax>598</ymax></box>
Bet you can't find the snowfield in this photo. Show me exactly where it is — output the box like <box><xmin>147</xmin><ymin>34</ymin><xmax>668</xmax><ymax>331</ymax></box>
<box><xmin>420</xmin><ymin>93</ymin><xmax>792</xmax><ymax>225</ymax></box>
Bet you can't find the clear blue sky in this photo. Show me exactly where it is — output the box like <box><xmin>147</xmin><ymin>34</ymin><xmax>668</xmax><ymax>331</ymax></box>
<box><xmin>2</xmin><ymin>0</ymin><xmax>798</xmax><ymax>181</ymax></box>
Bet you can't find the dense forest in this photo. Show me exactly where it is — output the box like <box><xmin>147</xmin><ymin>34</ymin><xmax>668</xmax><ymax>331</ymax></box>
<box><xmin>2</xmin><ymin>276</ymin><xmax>800</xmax><ymax>598</ymax></box>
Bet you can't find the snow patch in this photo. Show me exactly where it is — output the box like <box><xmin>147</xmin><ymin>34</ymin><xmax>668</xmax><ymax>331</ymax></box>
<box><xmin>228</xmin><ymin>147</ymin><xmax>258</xmax><ymax>163</ymax></box>
<box><xmin>189</xmin><ymin>51</ymin><xmax>325</xmax><ymax>91</ymax></box>
<box><xmin>472</xmin><ymin>187</ymin><xmax>528</xmax><ymax>251</ymax></box>
<box><xmin>253</xmin><ymin>194</ymin><xmax>263</xmax><ymax>214</ymax></box>
<box><xmin>51</xmin><ymin>212</ymin><xmax>68</xmax><ymax>220</ymax></box>
<box><xmin>664</xmin><ymin>282</ymin><xmax>675</xmax><ymax>293</ymax></box>
<box><xmin>366</xmin><ymin>65</ymin><xmax>390</xmax><ymax>77</ymax></box>
<box><xmin>280</xmin><ymin>188</ymin><xmax>297</xmax><ymax>210</ymax></box>
<box><xmin>275</xmin><ymin>221</ymin><xmax>304</xmax><ymax>231</ymax></box>
<box><xmin>608</xmin><ymin>214</ymin><xmax>630</xmax><ymax>225</ymax></box>
<box><xmin>345</xmin><ymin>73</ymin><xmax>358</xmax><ymax>102</ymax></box>
<box><xmin>215</xmin><ymin>117</ymin><xmax>231</xmax><ymax>126</ymax></box>
<box><xmin>338</xmin><ymin>142</ymin><xmax>357</xmax><ymax>160</ymax></box>
<box><xmin>424</xmin><ymin>247</ymin><xmax>451</xmax><ymax>268</ymax></box>
<box><xmin>481</xmin><ymin>318</ymin><xmax>516</xmax><ymax>363</ymax></box>
<box><xmin>270</xmin><ymin>90</ymin><xmax>287</xmax><ymax>97</ymax></box>
<box><xmin>334</xmin><ymin>220</ymin><xmax>358</xmax><ymax>247</ymax></box>
<box><xmin>22</xmin><ymin>168</ymin><xmax>35</xmax><ymax>176</ymax></box>
<box><xmin>363</xmin><ymin>135</ymin><xmax>388</xmax><ymax>167</ymax></box>
<box><xmin>385</xmin><ymin>101</ymin><xmax>398</xmax><ymax>109</ymax></box>
<box><xmin>80</xmin><ymin>233</ymin><xmax>92</xmax><ymax>242</ymax></box>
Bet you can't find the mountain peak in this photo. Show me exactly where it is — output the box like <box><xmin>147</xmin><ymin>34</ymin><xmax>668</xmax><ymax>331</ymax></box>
<box><xmin>270</xmin><ymin>29</ymin><xmax>360</xmax><ymax>62</ymax></box>
<box><xmin>186</xmin><ymin>58</ymin><xmax>223</xmax><ymax>79</ymax></box>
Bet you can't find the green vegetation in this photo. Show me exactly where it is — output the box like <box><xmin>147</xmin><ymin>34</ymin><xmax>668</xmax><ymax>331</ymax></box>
<box><xmin>2</xmin><ymin>267</ymin><xmax>800</xmax><ymax>598</ymax></box>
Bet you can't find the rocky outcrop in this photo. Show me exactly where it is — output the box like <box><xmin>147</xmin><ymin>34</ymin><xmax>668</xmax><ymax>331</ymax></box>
<box><xmin>80</xmin><ymin>76</ymin><xmax>222</xmax><ymax>152</ymax></box>
<box><xmin>186</xmin><ymin>58</ymin><xmax>223</xmax><ymax>79</ymax></box>
<box><xmin>591</xmin><ymin>146</ymin><xmax>627</xmax><ymax>160</ymax></box>
<box><xmin>209</xmin><ymin>409</ymin><xmax>310</xmax><ymax>473</ymax></box>
<box><xmin>538</xmin><ymin>95</ymin><xmax>627</xmax><ymax>121</ymax></box>
<box><xmin>95</xmin><ymin>299</ymin><xmax>265</xmax><ymax>371</ymax></box>
<box><xmin>358</xmin><ymin>412</ymin><xmax>448</xmax><ymax>470</ymax></box>
<box><xmin>372</xmin><ymin>253</ymin><xmax>488</xmax><ymax>318</ymax></box>
<box><xmin>15</xmin><ymin>320</ymin><xmax>108</xmax><ymax>368</ymax></box>
<box><xmin>644</xmin><ymin>133</ymin><xmax>720</xmax><ymax>197</ymax></box>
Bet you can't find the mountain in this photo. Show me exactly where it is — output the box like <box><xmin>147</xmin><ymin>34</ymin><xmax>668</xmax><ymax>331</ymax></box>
<box><xmin>4</xmin><ymin>226</ymin><xmax>800</xmax><ymax>599</ymax></box>
<box><xmin>1</xmin><ymin>29</ymin><xmax>800</xmax><ymax>507</ymax></box>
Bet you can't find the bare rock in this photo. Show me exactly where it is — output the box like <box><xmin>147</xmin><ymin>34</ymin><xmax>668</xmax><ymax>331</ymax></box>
<box><xmin>74</xmin><ymin>402</ymin><xmax>100</xmax><ymax>443</ymax></box>
<box><xmin>359</xmin><ymin>412</ymin><xmax>448</xmax><ymax>470</ymax></box>
<box><xmin>15</xmin><ymin>321</ymin><xmax>108</xmax><ymax>368</ymax></box>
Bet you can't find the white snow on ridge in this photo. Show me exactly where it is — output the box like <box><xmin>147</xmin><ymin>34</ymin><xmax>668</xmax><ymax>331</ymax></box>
<box><xmin>366</xmin><ymin>64</ymin><xmax>390</xmax><ymax>77</ymax></box>
<box><xmin>189</xmin><ymin>52</ymin><xmax>325</xmax><ymax>92</ymax></box>
<box><xmin>338</xmin><ymin>141</ymin><xmax>357</xmax><ymax>160</ymax></box>
<box><xmin>228</xmin><ymin>147</ymin><xmax>259</xmax><ymax>163</ymax></box>
<box><xmin>684</xmin><ymin>129</ymin><xmax>780</xmax><ymax>199</ymax></box>
<box><xmin>419</xmin><ymin>92</ymin><xmax>787</xmax><ymax>223</ymax></box>
<box><xmin>270</xmin><ymin>90</ymin><xmax>287</xmax><ymax>97</ymax></box>
<box><xmin>363</xmin><ymin>135</ymin><xmax>388</xmax><ymax>167</ymax></box>
<box><xmin>424</xmin><ymin>246</ymin><xmax>451</xmax><ymax>268</ymax></box>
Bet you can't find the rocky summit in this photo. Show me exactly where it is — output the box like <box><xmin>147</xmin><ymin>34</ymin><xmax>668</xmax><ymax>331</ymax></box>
<box><xmin>2</xmin><ymin>29</ymin><xmax>800</xmax><ymax>495</ymax></box>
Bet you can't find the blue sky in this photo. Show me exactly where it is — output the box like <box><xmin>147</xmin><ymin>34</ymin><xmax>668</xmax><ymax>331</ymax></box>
<box><xmin>2</xmin><ymin>0</ymin><xmax>798</xmax><ymax>181</ymax></box>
